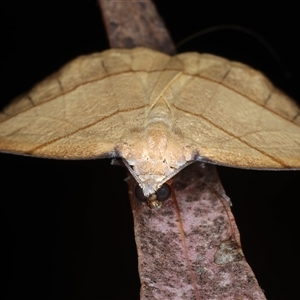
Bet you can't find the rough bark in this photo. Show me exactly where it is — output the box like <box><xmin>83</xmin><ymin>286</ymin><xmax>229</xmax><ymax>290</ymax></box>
<box><xmin>99</xmin><ymin>0</ymin><xmax>176</xmax><ymax>55</ymax></box>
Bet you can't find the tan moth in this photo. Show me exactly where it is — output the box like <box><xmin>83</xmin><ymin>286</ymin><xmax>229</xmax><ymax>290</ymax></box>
<box><xmin>0</xmin><ymin>47</ymin><xmax>299</xmax><ymax>196</ymax></box>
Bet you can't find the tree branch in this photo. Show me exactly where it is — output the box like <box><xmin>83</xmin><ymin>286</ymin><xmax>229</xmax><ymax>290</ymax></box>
<box><xmin>99</xmin><ymin>0</ymin><xmax>266</xmax><ymax>299</ymax></box>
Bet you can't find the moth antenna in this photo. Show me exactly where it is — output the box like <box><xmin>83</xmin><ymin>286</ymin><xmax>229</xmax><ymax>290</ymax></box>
<box><xmin>176</xmin><ymin>24</ymin><xmax>292</xmax><ymax>80</ymax></box>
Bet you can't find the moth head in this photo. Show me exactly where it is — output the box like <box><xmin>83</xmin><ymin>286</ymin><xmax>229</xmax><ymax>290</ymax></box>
<box><xmin>122</xmin><ymin>155</ymin><xmax>193</xmax><ymax>196</ymax></box>
<box><xmin>119</xmin><ymin>126</ymin><xmax>195</xmax><ymax>196</ymax></box>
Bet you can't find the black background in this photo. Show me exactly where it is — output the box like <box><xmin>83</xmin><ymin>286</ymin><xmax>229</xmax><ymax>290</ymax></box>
<box><xmin>1</xmin><ymin>1</ymin><xmax>299</xmax><ymax>299</ymax></box>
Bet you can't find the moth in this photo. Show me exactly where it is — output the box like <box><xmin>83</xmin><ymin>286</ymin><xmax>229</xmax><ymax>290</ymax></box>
<box><xmin>0</xmin><ymin>47</ymin><xmax>299</xmax><ymax>196</ymax></box>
